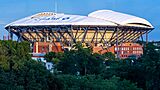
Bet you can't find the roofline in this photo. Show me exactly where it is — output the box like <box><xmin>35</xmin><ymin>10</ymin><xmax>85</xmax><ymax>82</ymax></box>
<box><xmin>5</xmin><ymin>25</ymin><xmax>154</xmax><ymax>31</ymax></box>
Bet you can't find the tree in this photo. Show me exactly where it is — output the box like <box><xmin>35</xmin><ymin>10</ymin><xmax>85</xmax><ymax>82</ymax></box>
<box><xmin>44</xmin><ymin>52</ymin><xmax>56</xmax><ymax>62</ymax></box>
<box><xmin>55</xmin><ymin>75</ymin><xmax>142</xmax><ymax>90</ymax></box>
<box><xmin>102</xmin><ymin>43</ymin><xmax>160</xmax><ymax>90</ymax></box>
<box><xmin>57</xmin><ymin>43</ymin><xmax>105</xmax><ymax>75</ymax></box>
<box><xmin>141</xmin><ymin>43</ymin><xmax>160</xmax><ymax>90</ymax></box>
<box><xmin>103</xmin><ymin>52</ymin><xmax>116</xmax><ymax>61</ymax></box>
<box><xmin>0</xmin><ymin>41</ymin><xmax>63</xmax><ymax>90</ymax></box>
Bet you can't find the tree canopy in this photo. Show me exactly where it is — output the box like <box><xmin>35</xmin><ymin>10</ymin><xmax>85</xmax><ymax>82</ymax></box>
<box><xmin>0</xmin><ymin>40</ymin><xmax>159</xmax><ymax>90</ymax></box>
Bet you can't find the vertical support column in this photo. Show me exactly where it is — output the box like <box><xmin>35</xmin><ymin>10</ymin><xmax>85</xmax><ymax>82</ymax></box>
<box><xmin>96</xmin><ymin>27</ymin><xmax>99</xmax><ymax>46</ymax></box>
<box><xmin>8</xmin><ymin>27</ymin><xmax>13</xmax><ymax>40</ymax></box>
<box><xmin>140</xmin><ymin>32</ymin><xmax>144</xmax><ymax>42</ymax></box>
<box><xmin>146</xmin><ymin>30</ymin><xmax>148</xmax><ymax>45</ymax></box>
<box><xmin>36</xmin><ymin>42</ymin><xmax>39</xmax><ymax>53</ymax></box>
<box><xmin>120</xmin><ymin>29</ymin><xmax>125</xmax><ymax>59</ymax></box>
<box><xmin>30</xmin><ymin>42</ymin><xmax>34</xmax><ymax>53</ymax></box>
<box><xmin>10</xmin><ymin>33</ymin><xmax>13</xmax><ymax>40</ymax></box>
<box><xmin>49</xmin><ymin>44</ymin><xmax>52</xmax><ymax>52</ymax></box>
<box><xmin>116</xmin><ymin>27</ymin><xmax>119</xmax><ymax>59</ymax></box>
<box><xmin>81</xmin><ymin>27</ymin><xmax>88</xmax><ymax>43</ymax></box>
<box><xmin>67</xmin><ymin>26</ymin><xmax>76</xmax><ymax>46</ymax></box>
<box><xmin>17</xmin><ymin>28</ymin><xmax>24</xmax><ymax>42</ymax></box>
<box><xmin>56</xmin><ymin>29</ymin><xmax>65</xmax><ymax>50</ymax></box>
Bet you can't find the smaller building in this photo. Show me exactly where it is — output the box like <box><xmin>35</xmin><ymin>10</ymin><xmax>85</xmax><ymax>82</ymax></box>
<box><xmin>32</xmin><ymin>42</ymin><xmax>143</xmax><ymax>59</ymax></box>
<box><xmin>31</xmin><ymin>42</ymin><xmax>63</xmax><ymax>61</ymax></box>
<box><xmin>93</xmin><ymin>43</ymin><xmax>143</xmax><ymax>59</ymax></box>
<box><xmin>33</xmin><ymin>42</ymin><xmax>63</xmax><ymax>54</ymax></box>
<box><xmin>110</xmin><ymin>43</ymin><xmax>143</xmax><ymax>59</ymax></box>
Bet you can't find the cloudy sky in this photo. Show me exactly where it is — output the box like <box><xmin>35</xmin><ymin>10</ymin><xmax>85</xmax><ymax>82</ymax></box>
<box><xmin>0</xmin><ymin>0</ymin><xmax>159</xmax><ymax>40</ymax></box>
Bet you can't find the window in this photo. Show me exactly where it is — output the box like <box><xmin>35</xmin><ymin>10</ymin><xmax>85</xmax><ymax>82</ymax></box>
<box><xmin>124</xmin><ymin>51</ymin><xmax>127</xmax><ymax>54</ymax></box>
<box><xmin>115</xmin><ymin>47</ymin><xmax>117</xmax><ymax>51</ymax></box>
<box><xmin>41</xmin><ymin>46</ymin><xmax>45</xmax><ymax>53</ymax></box>
<box><xmin>121</xmin><ymin>51</ymin><xmax>124</xmax><ymax>54</ymax></box>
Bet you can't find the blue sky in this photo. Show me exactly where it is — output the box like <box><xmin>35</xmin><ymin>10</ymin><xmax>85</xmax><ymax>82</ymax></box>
<box><xmin>0</xmin><ymin>0</ymin><xmax>159</xmax><ymax>41</ymax></box>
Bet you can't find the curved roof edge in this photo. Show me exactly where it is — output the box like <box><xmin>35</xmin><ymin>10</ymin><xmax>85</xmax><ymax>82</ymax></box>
<box><xmin>88</xmin><ymin>10</ymin><xmax>153</xmax><ymax>28</ymax></box>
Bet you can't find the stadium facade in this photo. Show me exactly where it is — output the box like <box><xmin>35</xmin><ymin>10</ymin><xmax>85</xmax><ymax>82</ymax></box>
<box><xmin>5</xmin><ymin>10</ymin><xmax>154</xmax><ymax>58</ymax></box>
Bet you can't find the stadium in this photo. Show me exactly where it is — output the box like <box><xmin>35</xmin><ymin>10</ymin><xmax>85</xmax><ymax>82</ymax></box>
<box><xmin>5</xmin><ymin>10</ymin><xmax>154</xmax><ymax>58</ymax></box>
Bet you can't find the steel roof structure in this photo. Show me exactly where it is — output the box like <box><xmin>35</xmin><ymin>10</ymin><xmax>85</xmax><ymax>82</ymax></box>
<box><xmin>5</xmin><ymin>10</ymin><xmax>154</xmax><ymax>49</ymax></box>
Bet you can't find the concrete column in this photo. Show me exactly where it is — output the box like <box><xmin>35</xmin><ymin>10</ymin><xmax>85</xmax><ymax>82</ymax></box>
<box><xmin>36</xmin><ymin>42</ymin><xmax>38</xmax><ymax>53</ymax></box>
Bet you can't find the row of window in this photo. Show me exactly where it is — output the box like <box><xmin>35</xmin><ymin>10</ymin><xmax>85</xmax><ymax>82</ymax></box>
<box><xmin>121</xmin><ymin>51</ymin><xmax>129</xmax><ymax>54</ymax></box>
<box><xmin>121</xmin><ymin>55</ymin><xmax>128</xmax><ymax>58</ymax></box>
<box><xmin>34</xmin><ymin>45</ymin><xmax>61</xmax><ymax>53</ymax></box>
<box><xmin>115</xmin><ymin>47</ymin><xmax>142</xmax><ymax>51</ymax></box>
<box><xmin>133</xmin><ymin>51</ymin><xmax>142</xmax><ymax>54</ymax></box>
<box><xmin>121</xmin><ymin>54</ymin><xmax>140</xmax><ymax>58</ymax></box>
<box><xmin>116</xmin><ymin>50</ymin><xmax>143</xmax><ymax>55</ymax></box>
<box><xmin>133</xmin><ymin>47</ymin><xmax>142</xmax><ymax>50</ymax></box>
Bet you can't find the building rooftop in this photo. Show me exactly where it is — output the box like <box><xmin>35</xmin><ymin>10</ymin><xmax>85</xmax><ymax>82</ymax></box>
<box><xmin>5</xmin><ymin>10</ymin><xmax>153</xmax><ymax>29</ymax></box>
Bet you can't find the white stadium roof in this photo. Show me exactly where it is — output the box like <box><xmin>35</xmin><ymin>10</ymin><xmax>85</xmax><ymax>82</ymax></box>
<box><xmin>6</xmin><ymin>13</ymin><xmax>116</xmax><ymax>26</ymax></box>
<box><xmin>88</xmin><ymin>10</ymin><xmax>153</xmax><ymax>28</ymax></box>
<box><xmin>5</xmin><ymin>10</ymin><xmax>153</xmax><ymax>28</ymax></box>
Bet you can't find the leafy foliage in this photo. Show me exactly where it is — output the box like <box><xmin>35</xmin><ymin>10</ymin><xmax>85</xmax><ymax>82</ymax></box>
<box><xmin>102</xmin><ymin>42</ymin><xmax>160</xmax><ymax>90</ymax></box>
<box><xmin>0</xmin><ymin>41</ymin><xmax>59</xmax><ymax>90</ymax></box>
<box><xmin>57</xmin><ymin>43</ymin><xmax>105</xmax><ymax>75</ymax></box>
<box><xmin>103</xmin><ymin>52</ymin><xmax>116</xmax><ymax>61</ymax></box>
<box><xmin>1</xmin><ymin>41</ymin><xmax>159</xmax><ymax>90</ymax></box>
<box><xmin>55</xmin><ymin>75</ymin><xmax>142</xmax><ymax>90</ymax></box>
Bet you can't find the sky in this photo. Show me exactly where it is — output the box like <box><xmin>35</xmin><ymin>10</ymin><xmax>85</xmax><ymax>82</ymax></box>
<box><xmin>0</xmin><ymin>0</ymin><xmax>159</xmax><ymax>41</ymax></box>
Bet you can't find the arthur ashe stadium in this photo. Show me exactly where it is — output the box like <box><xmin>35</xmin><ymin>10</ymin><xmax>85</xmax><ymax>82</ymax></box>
<box><xmin>5</xmin><ymin>10</ymin><xmax>154</xmax><ymax>53</ymax></box>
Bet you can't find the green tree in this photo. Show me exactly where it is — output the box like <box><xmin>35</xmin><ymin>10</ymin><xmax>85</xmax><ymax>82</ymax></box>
<box><xmin>102</xmin><ymin>43</ymin><xmax>160</xmax><ymax>90</ymax></box>
<box><xmin>44</xmin><ymin>52</ymin><xmax>56</xmax><ymax>62</ymax></box>
<box><xmin>0</xmin><ymin>41</ymin><xmax>63</xmax><ymax>90</ymax></box>
<box><xmin>103</xmin><ymin>52</ymin><xmax>116</xmax><ymax>61</ymax></box>
<box><xmin>141</xmin><ymin>43</ymin><xmax>160</xmax><ymax>90</ymax></box>
<box><xmin>55</xmin><ymin>75</ymin><xmax>142</xmax><ymax>90</ymax></box>
<box><xmin>44</xmin><ymin>52</ymin><xmax>63</xmax><ymax>64</ymax></box>
<box><xmin>57</xmin><ymin>43</ymin><xmax>105</xmax><ymax>75</ymax></box>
